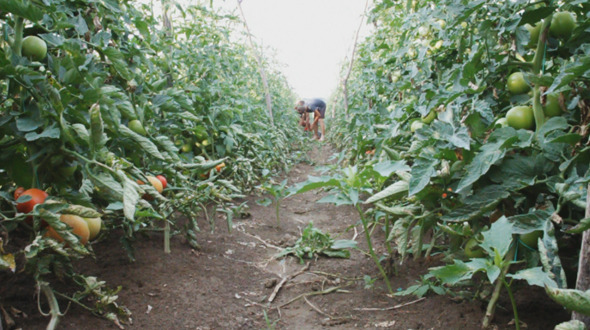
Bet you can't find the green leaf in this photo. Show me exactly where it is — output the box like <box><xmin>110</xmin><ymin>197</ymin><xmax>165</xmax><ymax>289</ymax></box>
<box><xmin>545</xmin><ymin>286</ymin><xmax>590</xmax><ymax>316</ymax></box>
<box><xmin>90</xmin><ymin>104</ymin><xmax>107</xmax><ymax>154</ymax></box>
<box><xmin>554</xmin><ymin>320</ymin><xmax>587</xmax><ymax>330</ymax></box>
<box><xmin>409</xmin><ymin>157</ymin><xmax>437</xmax><ymax>196</ymax></box>
<box><xmin>102</xmin><ymin>47</ymin><xmax>133</xmax><ymax>80</ymax></box>
<box><xmin>365</xmin><ymin>181</ymin><xmax>408</xmax><ymax>204</ymax></box>
<box><xmin>331</xmin><ymin>240</ymin><xmax>357</xmax><ymax>250</ymax></box>
<box><xmin>430</xmin><ymin>260</ymin><xmax>476</xmax><ymax>285</ymax></box>
<box><xmin>508</xmin><ymin>267</ymin><xmax>557</xmax><ymax>288</ymax></box>
<box><xmin>372</xmin><ymin>160</ymin><xmax>410</xmax><ymax>178</ymax></box>
<box><xmin>375</xmin><ymin>202</ymin><xmax>418</xmax><ymax>216</ymax></box>
<box><xmin>549</xmin><ymin>133</ymin><xmax>582</xmax><ymax>145</ymax></box>
<box><xmin>118</xmin><ymin>125</ymin><xmax>165</xmax><ymax>160</ymax></box>
<box><xmin>287</xmin><ymin>175</ymin><xmax>342</xmax><ymax>196</ymax></box>
<box><xmin>0</xmin><ymin>0</ymin><xmax>43</xmax><ymax>22</ymax></box>
<box><xmin>566</xmin><ymin>217</ymin><xmax>590</xmax><ymax>234</ymax></box>
<box><xmin>481</xmin><ymin>216</ymin><xmax>514</xmax><ymax>258</ymax></box>
<box><xmin>256</xmin><ymin>198</ymin><xmax>272</xmax><ymax>207</ymax></box>
<box><xmin>16</xmin><ymin>116</ymin><xmax>43</xmax><ymax>132</ymax></box>
<box><xmin>24</xmin><ymin>124</ymin><xmax>60</xmax><ymax>141</ymax></box>
<box><xmin>538</xmin><ymin>226</ymin><xmax>568</xmax><ymax>289</ymax></box>
<box><xmin>456</xmin><ymin>140</ymin><xmax>506</xmax><ymax>192</ymax></box>
<box><xmin>317</xmin><ymin>193</ymin><xmax>352</xmax><ymax>206</ymax></box>
<box><xmin>122</xmin><ymin>177</ymin><xmax>140</xmax><ymax>222</ymax></box>
<box><xmin>441</xmin><ymin>185</ymin><xmax>508</xmax><ymax>222</ymax></box>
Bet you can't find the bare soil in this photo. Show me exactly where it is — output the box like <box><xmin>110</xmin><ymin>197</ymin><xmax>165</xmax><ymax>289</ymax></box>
<box><xmin>3</xmin><ymin>144</ymin><xmax>570</xmax><ymax>329</ymax></box>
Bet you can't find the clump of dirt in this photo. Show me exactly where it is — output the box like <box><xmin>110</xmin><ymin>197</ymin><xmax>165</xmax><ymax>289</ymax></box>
<box><xmin>3</xmin><ymin>144</ymin><xmax>569</xmax><ymax>329</ymax></box>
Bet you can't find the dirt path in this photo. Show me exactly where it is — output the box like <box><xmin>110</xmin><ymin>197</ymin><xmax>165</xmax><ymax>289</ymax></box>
<box><xmin>12</xmin><ymin>144</ymin><xmax>568</xmax><ymax>329</ymax></box>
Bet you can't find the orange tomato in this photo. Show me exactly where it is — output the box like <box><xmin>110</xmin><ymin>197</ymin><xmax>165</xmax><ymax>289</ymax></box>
<box><xmin>45</xmin><ymin>214</ymin><xmax>90</xmax><ymax>245</ymax></box>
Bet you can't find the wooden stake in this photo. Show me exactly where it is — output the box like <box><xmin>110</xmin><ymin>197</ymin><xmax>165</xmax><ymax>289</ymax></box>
<box><xmin>236</xmin><ymin>0</ymin><xmax>274</xmax><ymax>126</ymax></box>
<box><xmin>572</xmin><ymin>183</ymin><xmax>590</xmax><ymax>326</ymax></box>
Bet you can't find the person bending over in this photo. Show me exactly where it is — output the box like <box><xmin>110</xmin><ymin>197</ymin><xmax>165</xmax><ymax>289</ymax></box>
<box><xmin>307</xmin><ymin>98</ymin><xmax>326</xmax><ymax>141</ymax></box>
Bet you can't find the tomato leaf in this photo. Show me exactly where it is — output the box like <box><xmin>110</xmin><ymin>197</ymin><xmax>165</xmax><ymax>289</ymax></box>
<box><xmin>372</xmin><ymin>160</ymin><xmax>410</xmax><ymax>178</ymax></box>
<box><xmin>554</xmin><ymin>320</ymin><xmax>587</xmax><ymax>330</ymax></box>
<box><xmin>545</xmin><ymin>286</ymin><xmax>590</xmax><ymax>316</ymax></box>
<box><xmin>508</xmin><ymin>267</ymin><xmax>558</xmax><ymax>288</ymax></box>
<box><xmin>16</xmin><ymin>116</ymin><xmax>43</xmax><ymax>132</ymax></box>
<box><xmin>122</xmin><ymin>178</ymin><xmax>140</xmax><ymax>222</ymax></box>
<box><xmin>0</xmin><ymin>0</ymin><xmax>43</xmax><ymax>22</ymax></box>
<box><xmin>365</xmin><ymin>181</ymin><xmax>408</xmax><ymax>204</ymax></box>
<box><xmin>90</xmin><ymin>104</ymin><xmax>107</xmax><ymax>154</ymax></box>
<box><xmin>537</xmin><ymin>216</ymin><xmax>568</xmax><ymax>289</ymax></box>
<box><xmin>409</xmin><ymin>157</ymin><xmax>437</xmax><ymax>196</ymax></box>
<box><xmin>456</xmin><ymin>140</ymin><xmax>506</xmax><ymax>193</ymax></box>
<box><xmin>24</xmin><ymin>124</ymin><xmax>60</xmax><ymax>141</ymax></box>
<box><xmin>441</xmin><ymin>185</ymin><xmax>509</xmax><ymax>222</ymax></box>
<box><xmin>481</xmin><ymin>216</ymin><xmax>514</xmax><ymax>259</ymax></box>
<box><xmin>118</xmin><ymin>125</ymin><xmax>165</xmax><ymax>160</ymax></box>
<box><xmin>566</xmin><ymin>217</ymin><xmax>590</xmax><ymax>234</ymax></box>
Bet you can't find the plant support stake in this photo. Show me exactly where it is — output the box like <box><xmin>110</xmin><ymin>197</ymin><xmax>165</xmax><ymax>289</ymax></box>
<box><xmin>236</xmin><ymin>0</ymin><xmax>274</xmax><ymax>126</ymax></box>
<box><xmin>573</xmin><ymin>183</ymin><xmax>590</xmax><ymax>326</ymax></box>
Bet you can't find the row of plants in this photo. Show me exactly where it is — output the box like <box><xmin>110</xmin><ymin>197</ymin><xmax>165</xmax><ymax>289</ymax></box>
<box><xmin>294</xmin><ymin>0</ymin><xmax>589</xmax><ymax>328</ymax></box>
<box><xmin>0</xmin><ymin>0</ymin><xmax>302</xmax><ymax>328</ymax></box>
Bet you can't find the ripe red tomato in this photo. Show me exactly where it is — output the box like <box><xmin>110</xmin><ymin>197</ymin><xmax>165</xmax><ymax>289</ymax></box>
<box><xmin>16</xmin><ymin>188</ymin><xmax>49</xmax><ymax>214</ymax></box>
<box><xmin>156</xmin><ymin>175</ymin><xmax>168</xmax><ymax>189</ymax></box>
<box><xmin>14</xmin><ymin>187</ymin><xmax>25</xmax><ymax>200</ymax></box>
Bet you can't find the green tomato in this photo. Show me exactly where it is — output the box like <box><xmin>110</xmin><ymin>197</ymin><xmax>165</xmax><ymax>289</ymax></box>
<box><xmin>544</xmin><ymin>93</ymin><xmax>563</xmax><ymax>118</ymax></box>
<box><xmin>464</xmin><ymin>238</ymin><xmax>485</xmax><ymax>258</ymax></box>
<box><xmin>410</xmin><ymin>120</ymin><xmax>424</xmax><ymax>132</ymax></box>
<box><xmin>128</xmin><ymin>119</ymin><xmax>147</xmax><ymax>136</ymax></box>
<box><xmin>519</xmin><ymin>230</ymin><xmax>543</xmax><ymax>249</ymax></box>
<box><xmin>550</xmin><ymin>12</ymin><xmax>576</xmax><ymax>39</ymax></box>
<box><xmin>525</xmin><ymin>22</ymin><xmax>542</xmax><ymax>48</ymax></box>
<box><xmin>181</xmin><ymin>143</ymin><xmax>192</xmax><ymax>153</ymax></box>
<box><xmin>59</xmin><ymin>162</ymin><xmax>78</xmax><ymax>177</ymax></box>
<box><xmin>421</xmin><ymin>110</ymin><xmax>436</xmax><ymax>124</ymax></box>
<box><xmin>22</xmin><ymin>36</ymin><xmax>47</xmax><ymax>61</ymax></box>
<box><xmin>507</xmin><ymin>72</ymin><xmax>530</xmax><ymax>94</ymax></box>
<box><xmin>506</xmin><ymin>106</ymin><xmax>535</xmax><ymax>130</ymax></box>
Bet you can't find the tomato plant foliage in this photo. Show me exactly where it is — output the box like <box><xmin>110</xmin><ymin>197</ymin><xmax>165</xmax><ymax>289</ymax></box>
<box><xmin>322</xmin><ymin>0</ymin><xmax>590</xmax><ymax>326</ymax></box>
<box><xmin>0</xmin><ymin>0</ymin><xmax>302</xmax><ymax>327</ymax></box>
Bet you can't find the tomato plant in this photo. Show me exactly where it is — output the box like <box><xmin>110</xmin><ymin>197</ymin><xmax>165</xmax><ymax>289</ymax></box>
<box><xmin>325</xmin><ymin>0</ymin><xmax>589</xmax><ymax>328</ymax></box>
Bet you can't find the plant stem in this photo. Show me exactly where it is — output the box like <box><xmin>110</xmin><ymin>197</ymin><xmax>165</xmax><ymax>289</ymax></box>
<box><xmin>164</xmin><ymin>219</ymin><xmax>170</xmax><ymax>253</ymax></box>
<box><xmin>482</xmin><ymin>246</ymin><xmax>515</xmax><ymax>329</ymax></box>
<box><xmin>357</xmin><ymin>205</ymin><xmax>393</xmax><ymax>294</ymax></box>
<box><xmin>503</xmin><ymin>279</ymin><xmax>520</xmax><ymax>330</ymax></box>
<box><xmin>39</xmin><ymin>282</ymin><xmax>62</xmax><ymax>330</ymax></box>
<box><xmin>12</xmin><ymin>17</ymin><xmax>24</xmax><ymax>56</ymax></box>
<box><xmin>275</xmin><ymin>199</ymin><xmax>280</xmax><ymax>226</ymax></box>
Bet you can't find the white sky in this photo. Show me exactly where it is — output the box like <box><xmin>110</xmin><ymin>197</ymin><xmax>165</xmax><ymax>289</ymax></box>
<box><xmin>214</xmin><ymin>0</ymin><xmax>372</xmax><ymax>100</ymax></box>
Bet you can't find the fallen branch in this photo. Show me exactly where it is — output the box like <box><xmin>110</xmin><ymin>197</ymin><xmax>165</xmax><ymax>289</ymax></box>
<box><xmin>310</xmin><ymin>270</ymin><xmax>364</xmax><ymax>281</ymax></box>
<box><xmin>278</xmin><ymin>286</ymin><xmax>345</xmax><ymax>309</ymax></box>
<box><xmin>353</xmin><ymin>297</ymin><xmax>426</xmax><ymax>311</ymax></box>
<box><xmin>304</xmin><ymin>296</ymin><xmax>334</xmax><ymax>318</ymax></box>
<box><xmin>268</xmin><ymin>262</ymin><xmax>310</xmax><ymax>303</ymax></box>
<box><xmin>237</xmin><ymin>228</ymin><xmax>282</xmax><ymax>251</ymax></box>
